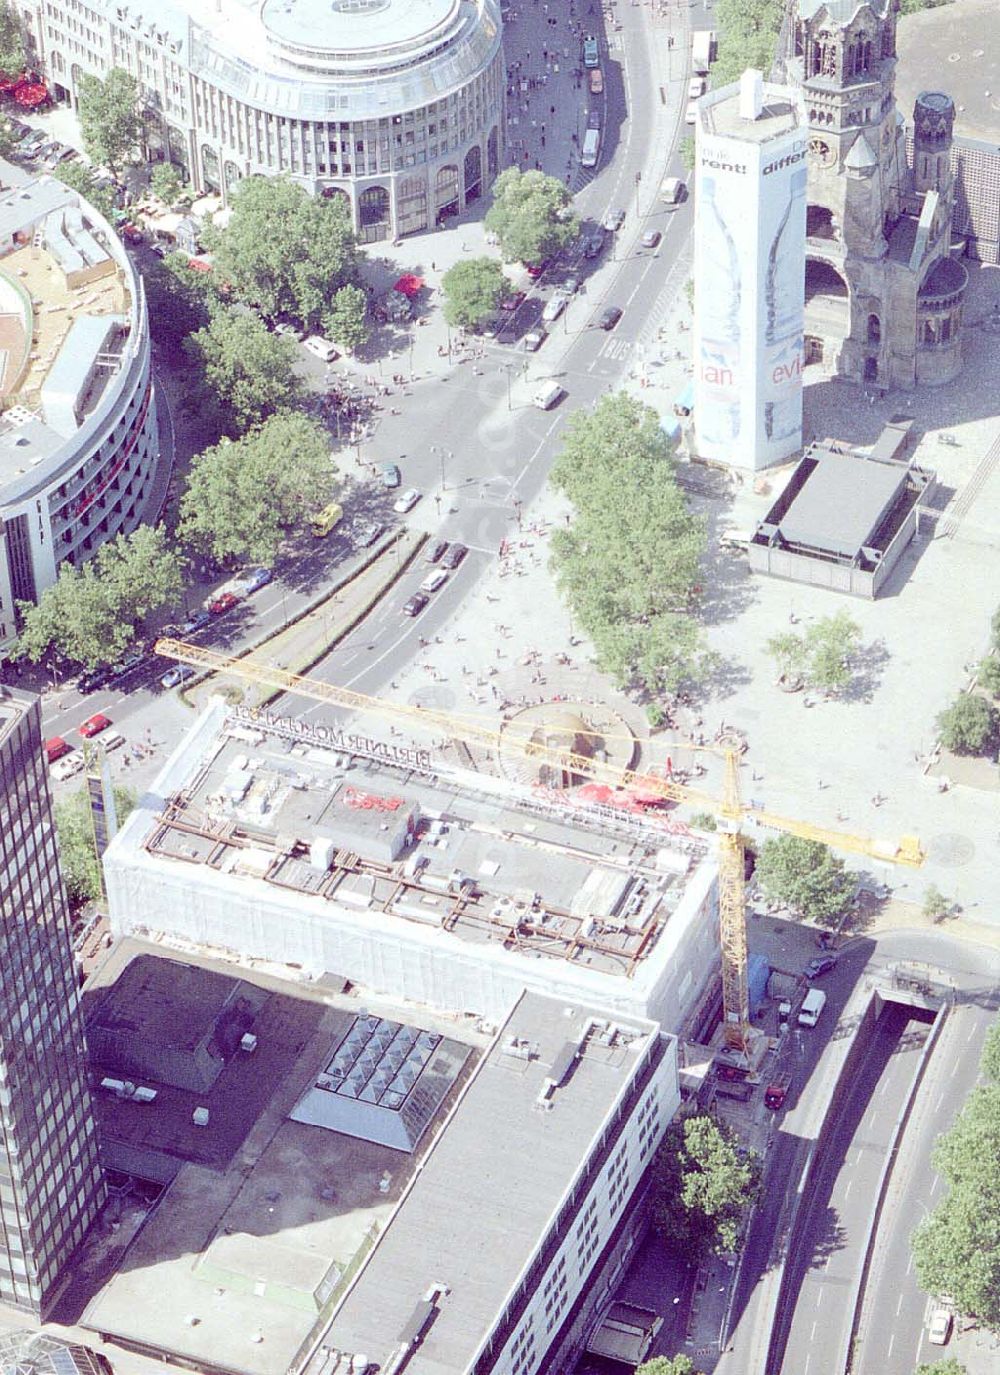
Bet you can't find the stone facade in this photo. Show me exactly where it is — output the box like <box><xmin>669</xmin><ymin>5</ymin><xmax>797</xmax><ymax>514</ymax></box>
<box><xmin>787</xmin><ymin>0</ymin><xmax>965</xmax><ymax>389</ymax></box>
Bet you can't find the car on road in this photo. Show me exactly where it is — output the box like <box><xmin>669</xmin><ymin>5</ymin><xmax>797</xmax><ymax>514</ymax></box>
<box><xmin>273</xmin><ymin>321</ymin><xmax>304</xmax><ymax>340</ymax></box>
<box><xmin>602</xmin><ymin>208</ymin><xmax>626</xmax><ymax>232</ymax></box>
<box><xmin>380</xmin><ymin>463</ymin><xmax>402</xmax><ymax>488</ymax></box>
<box><xmin>594</xmin><ymin>305</ymin><xmax>623</xmax><ymax>331</ymax></box>
<box><xmin>44</xmin><ymin>142</ymin><xmax>76</xmax><ymax>169</ymax></box>
<box><xmin>442</xmin><ymin>542</ymin><xmax>468</xmax><ymax>569</ymax></box>
<box><xmin>804</xmin><ymin>955</ymin><xmax>838</xmax><ymax>979</ymax></box>
<box><xmin>688</xmin><ymin>76</ymin><xmax>707</xmax><ymax>99</ymax></box>
<box><xmin>241</xmin><ymin>567</ymin><xmax>273</xmax><ymax>593</ymax></box>
<box><xmin>78</xmin><ymin>665</ymin><xmax>110</xmax><ymax>694</ymax></box>
<box><xmin>583</xmin><ymin>34</ymin><xmax>599</xmax><ymax>67</ymax></box>
<box><xmin>525</xmin><ymin>260</ymin><xmax>549</xmax><ymax>280</ymax></box>
<box><xmin>523</xmin><ymin>327</ymin><xmax>548</xmax><ymax>352</ymax></box>
<box><xmin>356</xmin><ymin>521</ymin><xmax>387</xmax><ymax>547</ymax></box>
<box><xmin>582</xmin><ymin>231</ymin><xmax>605</xmax><ymax>259</ymax></box>
<box><xmin>640</xmin><ymin>229</ymin><xmax>661</xmax><ymax>249</ymax></box>
<box><xmin>564</xmin><ymin>273</ymin><xmax>582</xmax><ymax>295</ymax></box>
<box><xmin>425</xmin><ymin>540</ymin><xmax>449</xmax><ymax>564</ymax></box>
<box><xmin>78</xmin><ymin>713</ymin><xmax>112</xmax><ymax>739</ymax></box>
<box><xmin>393</xmin><ymin>488</ymin><xmax>421</xmax><ymax>514</ymax></box>
<box><xmin>161</xmin><ymin>664</ymin><xmax>196</xmax><ymax>689</ymax></box>
<box><xmin>685</xmin><ymin>101</ymin><xmax>698</xmax><ymax>125</ymax></box>
<box><xmin>927</xmin><ymin>1307</ymin><xmax>953</xmax><ymax>1345</ymax></box>
<box><xmin>50</xmin><ymin>751</ymin><xmax>85</xmax><ymax>782</ymax></box>
<box><xmin>108</xmin><ymin>649</ymin><xmax>145</xmax><ymax>681</ymax></box>
<box><xmin>208</xmin><ymin>591</ymin><xmax>240</xmax><ymax>615</ymax></box>
<box><xmin>181</xmin><ymin>610</ymin><xmax>212</xmax><ymax>634</ymax></box>
<box><xmin>542</xmin><ymin>291</ymin><xmax>570</xmax><ymax>323</ymax></box>
<box><xmin>661</xmin><ymin>176</ymin><xmax>686</xmax><ymax>206</ymax></box>
<box><xmin>119</xmin><ymin>222</ymin><xmax>144</xmax><ymax>245</ymax></box>
<box><xmin>500</xmin><ymin>290</ymin><xmax>527</xmax><ymax>313</ymax></box>
<box><xmin>402</xmin><ymin>592</ymin><xmax>429</xmax><ymax>617</ymax></box>
<box><xmin>45</xmin><ymin>736</ymin><xmax>72</xmax><ymax>764</ymax></box>
<box><xmin>19</xmin><ymin>130</ymin><xmax>48</xmax><ymax>156</ymax></box>
<box><xmin>420</xmin><ymin>568</ymin><xmax>449</xmax><ymax>595</ymax></box>
<box><xmin>311</xmin><ymin>501</ymin><xmax>344</xmax><ymax>537</ymax></box>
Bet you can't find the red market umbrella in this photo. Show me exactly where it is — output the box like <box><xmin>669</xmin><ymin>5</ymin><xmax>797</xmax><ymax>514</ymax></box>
<box><xmin>393</xmin><ymin>273</ymin><xmax>424</xmax><ymax>298</ymax></box>
<box><xmin>13</xmin><ymin>82</ymin><xmax>49</xmax><ymax>109</ymax></box>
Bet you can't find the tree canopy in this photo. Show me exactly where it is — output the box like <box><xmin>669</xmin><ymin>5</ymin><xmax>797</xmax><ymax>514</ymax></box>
<box><xmin>324</xmin><ymin>283</ymin><xmax>370</xmax><ymax>353</ymax></box>
<box><xmin>0</xmin><ymin>0</ymin><xmax>26</xmax><ymax>78</ymax></box>
<box><xmin>55</xmin><ymin>784</ymin><xmax>135</xmax><ymax>908</ymax></box>
<box><xmin>441</xmin><ymin>257</ymin><xmax>507</xmax><ymax>328</ymax></box>
<box><xmin>912</xmin><ymin>1070</ymin><xmax>1000</xmax><ymax>1331</ymax></box>
<box><xmin>54</xmin><ymin>160</ymin><xmax>117</xmax><ymax>222</ymax></box>
<box><xmin>712</xmin><ymin>0</ymin><xmax>785</xmax><ymax>86</ymax></box>
<box><xmin>204</xmin><ymin>176</ymin><xmax>362</xmax><ymax>330</ymax></box>
<box><xmin>77</xmin><ymin>68</ymin><xmax>143</xmax><ymax>173</ymax></box>
<box><xmin>150</xmin><ymin>161</ymin><xmax>185</xmax><ymax>207</ymax></box>
<box><xmin>178</xmin><ymin>412</ymin><xmax>334</xmax><ymax>565</ymax></box>
<box><xmin>766</xmin><ymin>610</ymin><xmax>862</xmax><ymax>694</ymax></box>
<box><xmin>977</xmin><ymin>656</ymin><xmax>1000</xmax><ymax>697</ymax></box>
<box><xmin>637</xmin><ymin>1358</ymin><xmax>696</xmax><ymax>1375</ymax></box>
<box><xmin>485</xmin><ymin>168</ymin><xmax>579</xmax><ymax>265</ymax></box>
<box><xmin>980</xmin><ymin>1021</ymin><xmax>1000</xmax><ymax>1085</ymax></box>
<box><xmin>16</xmin><ymin>525</ymin><xmax>183</xmax><ymax>669</ymax></box>
<box><xmin>652</xmin><ymin>1115</ymin><xmax>760</xmax><ymax>1261</ymax></box>
<box><xmin>142</xmin><ymin>255</ymin><xmax>213</xmax><ymax>358</ymax></box>
<box><xmin>549</xmin><ymin>393</ymin><xmax>708</xmax><ymax>694</ymax></box>
<box><xmin>184</xmin><ymin>307</ymin><xmax>302</xmax><ymax>436</ymax></box>
<box><xmin>936</xmin><ymin>694</ymin><xmax>998</xmax><ymax>756</ymax></box>
<box><xmin>755</xmin><ymin>835</ymin><xmax>853</xmax><ymax>928</ymax></box>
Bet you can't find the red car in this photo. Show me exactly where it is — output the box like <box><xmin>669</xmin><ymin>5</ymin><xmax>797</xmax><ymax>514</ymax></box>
<box><xmin>208</xmin><ymin>591</ymin><xmax>240</xmax><ymax>615</ymax></box>
<box><xmin>525</xmin><ymin>260</ymin><xmax>549</xmax><ymax>279</ymax></box>
<box><xmin>500</xmin><ymin>290</ymin><xmax>526</xmax><ymax>312</ymax></box>
<box><xmin>45</xmin><ymin>736</ymin><xmax>70</xmax><ymax>763</ymax></box>
<box><xmin>119</xmin><ymin>222</ymin><xmax>144</xmax><ymax>245</ymax></box>
<box><xmin>78</xmin><ymin>713</ymin><xmax>111</xmax><ymax>739</ymax></box>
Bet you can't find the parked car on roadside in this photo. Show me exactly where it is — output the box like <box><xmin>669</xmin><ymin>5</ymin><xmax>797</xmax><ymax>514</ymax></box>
<box><xmin>402</xmin><ymin>592</ymin><xmax>429</xmax><ymax>617</ymax></box>
<box><xmin>425</xmin><ymin>540</ymin><xmax>449</xmax><ymax>564</ymax></box>
<box><xmin>241</xmin><ymin>567</ymin><xmax>273</xmax><ymax>593</ymax></box>
<box><xmin>50</xmin><ymin>752</ymin><xmax>85</xmax><ymax>782</ymax></box>
<box><xmin>161</xmin><ymin>664</ymin><xmax>196</xmax><ymax>690</ymax></box>
<box><xmin>393</xmin><ymin>488</ymin><xmax>421</xmax><ymax>514</ymax></box>
<box><xmin>380</xmin><ymin>463</ymin><xmax>402</xmax><ymax>488</ymax></box>
<box><xmin>442</xmin><ymin>542</ymin><xmax>468</xmax><ymax>569</ymax></box>
<box><xmin>420</xmin><ymin>569</ymin><xmax>449</xmax><ymax>595</ymax></box>
<box><xmin>208</xmin><ymin>591</ymin><xmax>240</xmax><ymax>615</ymax></box>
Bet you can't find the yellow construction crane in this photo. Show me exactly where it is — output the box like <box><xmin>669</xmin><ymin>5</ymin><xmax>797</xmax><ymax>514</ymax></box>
<box><xmin>155</xmin><ymin>638</ymin><xmax>924</xmax><ymax>1051</ymax></box>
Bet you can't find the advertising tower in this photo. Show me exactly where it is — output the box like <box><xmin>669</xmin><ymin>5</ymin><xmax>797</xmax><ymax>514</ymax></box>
<box><xmin>693</xmin><ymin>72</ymin><xmax>808</xmax><ymax>471</ymax></box>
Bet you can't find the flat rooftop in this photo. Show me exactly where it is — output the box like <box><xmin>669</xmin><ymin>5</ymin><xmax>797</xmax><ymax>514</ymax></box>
<box><xmin>776</xmin><ymin>447</ymin><xmax>908</xmax><ymax>557</ymax></box>
<box><xmin>896</xmin><ymin>0</ymin><xmax>1000</xmax><ymax>145</ymax></box>
<box><xmin>699</xmin><ymin>85</ymin><xmax>802</xmax><ymax>145</ymax></box>
<box><xmin>81</xmin><ymin>941</ymin><xmax>482</xmax><ymax>1375</ymax></box>
<box><xmin>137</xmin><ymin>709</ymin><xmax>708</xmax><ymax>983</ymax></box>
<box><xmin>319</xmin><ymin>993</ymin><xmax>666</xmax><ymax>1374</ymax></box>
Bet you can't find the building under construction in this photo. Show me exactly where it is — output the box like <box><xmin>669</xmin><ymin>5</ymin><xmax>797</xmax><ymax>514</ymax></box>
<box><xmin>104</xmin><ymin>701</ymin><xmax>721</xmax><ymax>1032</ymax></box>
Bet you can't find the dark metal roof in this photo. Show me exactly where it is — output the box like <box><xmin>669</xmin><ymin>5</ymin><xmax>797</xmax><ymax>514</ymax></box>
<box><xmin>777</xmin><ymin>449</ymin><xmax>908</xmax><ymax>558</ymax></box>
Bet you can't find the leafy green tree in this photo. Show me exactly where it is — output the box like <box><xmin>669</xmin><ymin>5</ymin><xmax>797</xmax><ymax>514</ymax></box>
<box><xmin>637</xmin><ymin>1357</ymin><xmax>696</xmax><ymax>1375</ymax></box>
<box><xmin>978</xmin><ymin>656</ymin><xmax>1000</xmax><ymax>696</ymax></box>
<box><xmin>54</xmin><ymin>160</ymin><xmax>116</xmax><ymax>222</ymax></box>
<box><xmin>441</xmin><ymin>257</ymin><xmax>507</xmax><ymax>328</ymax></box>
<box><xmin>899</xmin><ymin>0</ymin><xmax>954</xmax><ymax>13</ymax></box>
<box><xmin>184</xmin><ymin>307</ymin><xmax>302</xmax><ymax>436</ymax></box>
<box><xmin>141</xmin><ymin>255</ymin><xmax>212</xmax><ymax>358</ymax></box>
<box><xmin>922</xmin><ymin>885</ymin><xmax>951</xmax><ymax>924</ymax></box>
<box><xmin>653</xmin><ymin>1115</ymin><xmax>760</xmax><ymax>1261</ymax></box>
<box><xmin>205</xmin><ymin>176</ymin><xmax>361</xmax><ymax>330</ymax></box>
<box><xmin>936</xmin><ymin>694</ymin><xmax>998</xmax><ymax>756</ymax></box>
<box><xmin>915</xmin><ymin>1361</ymin><xmax>966</xmax><ymax>1375</ymax></box>
<box><xmin>766</xmin><ymin>630</ymin><xmax>809</xmax><ymax>684</ymax></box>
<box><xmin>712</xmin><ymin>0</ymin><xmax>785</xmax><ymax>86</ymax></box>
<box><xmin>992</xmin><ymin>603</ymin><xmax>1000</xmax><ymax>652</ymax></box>
<box><xmin>150</xmin><ymin>161</ymin><xmax>184</xmax><ymax>206</ymax></box>
<box><xmin>766</xmin><ymin>612</ymin><xmax>862</xmax><ymax>694</ymax></box>
<box><xmin>323</xmin><ymin>283</ymin><xmax>370</xmax><ymax>353</ymax></box>
<box><xmin>549</xmin><ymin>393</ymin><xmax>708</xmax><ymax>694</ymax></box>
<box><xmin>485</xmin><ymin>167</ymin><xmax>579</xmax><ymax>265</ymax></box>
<box><xmin>55</xmin><ymin>784</ymin><xmax>135</xmax><ymax>908</ymax></box>
<box><xmin>178</xmin><ymin>413</ymin><xmax>334</xmax><ymax>565</ymax></box>
<box><xmin>0</xmin><ymin>113</ymin><xmax>19</xmax><ymax>159</ymax></box>
<box><xmin>980</xmin><ymin>1022</ymin><xmax>1000</xmax><ymax>1084</ymax></box>
<box><xmin>679</xmin><ymin>135</ymin><xmax>695</xmax><ymax>172</ymax></box>
<box><xmin>690</xmin><ymin>812</ymin><xmax>718</xmax><ymax>832</ymax></box>
<box><xmin>17</xmin><ymin>526</ymin><xmax>183</xmax><ymax>669</ymax></box>
<box><xmin>912</xmin><ymin>1082</ymin><xmax>1000</xmax><ymax>1330</ymax></box>
<box><xmin>0</xmin><ymin>0</ymin><xmax>25</xmax><ymax>77</ymax></box>
<box><xmin>755</xmin><ymin>835</ymin><xmax>853</xmax><ymax>927</ymax></box>
<box><xmin>77</xmin><ymin>68</ymin><xmax>143</xmax><ymax>173</ymax></box>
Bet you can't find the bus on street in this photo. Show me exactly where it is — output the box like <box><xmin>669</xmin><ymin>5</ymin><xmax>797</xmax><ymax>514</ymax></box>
<box><xmin>581</xmin><ymin>127</ymin><xmax>601</xmax><ymax>169</ymax></box>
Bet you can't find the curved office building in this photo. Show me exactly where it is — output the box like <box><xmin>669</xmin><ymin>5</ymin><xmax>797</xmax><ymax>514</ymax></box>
<box><xmin>0</xmin><ymin>176</ymin><xmax>157</xmax><ymax>653</ymax></box>
<box><xmin>36</xmin><ymin>0</ymin><xmax>506</xmax><ymax>243</ymax></box>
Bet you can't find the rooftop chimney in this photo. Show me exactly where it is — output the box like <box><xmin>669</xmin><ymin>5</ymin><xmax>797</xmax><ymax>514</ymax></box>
<box><xmin>739</xmin><ymin>69</ymin><xmax>764</xmax><ymax>121</ymax></box>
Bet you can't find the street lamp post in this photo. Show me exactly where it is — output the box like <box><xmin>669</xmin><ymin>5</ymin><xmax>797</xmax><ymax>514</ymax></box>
<box><xmin>634</xmin><ymin>169</ymin><xmax>642</xmax><ymax>218</ymax></box>
<box><xmin>500</xmin><ymin>365</ymin><xmax>512</xmax><ymax>411</ymax></box>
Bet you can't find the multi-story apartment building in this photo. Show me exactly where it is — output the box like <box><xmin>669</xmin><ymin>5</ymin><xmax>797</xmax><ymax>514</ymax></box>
<box><xmin>0</xmin><ymin>687</ymin><xmax>105</xmax><ymax>1316</ymax></box>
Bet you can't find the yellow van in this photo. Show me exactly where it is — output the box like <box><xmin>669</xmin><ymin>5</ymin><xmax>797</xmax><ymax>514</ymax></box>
<box><xmin>311</xmin><ymin>502</ymin><xmax>344</xmax><ymax>537</ymax></box>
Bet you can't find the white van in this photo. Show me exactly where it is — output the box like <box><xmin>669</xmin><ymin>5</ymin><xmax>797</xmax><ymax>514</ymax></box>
<box><xmin>533</xmin><ymin>381</ymin><xmax>564</xmax><ymax>410</ymax></box>
<box><xmin>304</xmin><ymin>335</ymin><xmax>339</xmax><ymax>363</ymax></box>
<box><xmin>660</xmin><ymin>177</ymin><xmax>685</xmax><ymax>206</ymax></box>
<box><xmin>798</xmin><ymin>987</ymin><xmax>827</xmax><ymax>1028</ymax></box>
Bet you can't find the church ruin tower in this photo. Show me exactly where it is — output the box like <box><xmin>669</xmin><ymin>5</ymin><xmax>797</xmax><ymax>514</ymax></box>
<box><xmin>912</xmin><ymin>91</ymin><xmax>955</xmax><ymax>201</ymax></box>
<box><xmin>786</xmin><ymin>1</ymin><xmax>964</xmax><ymax>389</ymax></box>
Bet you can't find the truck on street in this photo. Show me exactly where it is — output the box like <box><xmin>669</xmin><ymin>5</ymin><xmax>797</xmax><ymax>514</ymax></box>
<box><xmin>691</xmin><ymin>30</ymin><xmax>714</xmax><ymax>75</ymax></box>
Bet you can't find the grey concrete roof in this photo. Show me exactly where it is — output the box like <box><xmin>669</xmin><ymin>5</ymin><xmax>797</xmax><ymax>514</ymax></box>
<box><xmin>777</xmin><ymin>449</ymin><xmax>908</xmax><ymax>557</ymax></box>
<box><xmin>896</xmin><ymin>0</ymin><xmax>1000</xmax><ymax>144</ymax></box>
<box><xmin>324</xmin><ymin>992</ymin><xmax>661</xmax><ymax>1373</ymax></box>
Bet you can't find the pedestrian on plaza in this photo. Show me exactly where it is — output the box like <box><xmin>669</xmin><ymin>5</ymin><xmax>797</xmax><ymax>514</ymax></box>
<box><xmin>431</xmin><ymin>260</ymin><xmax>436</xmax><ymax>270</ymax></box>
